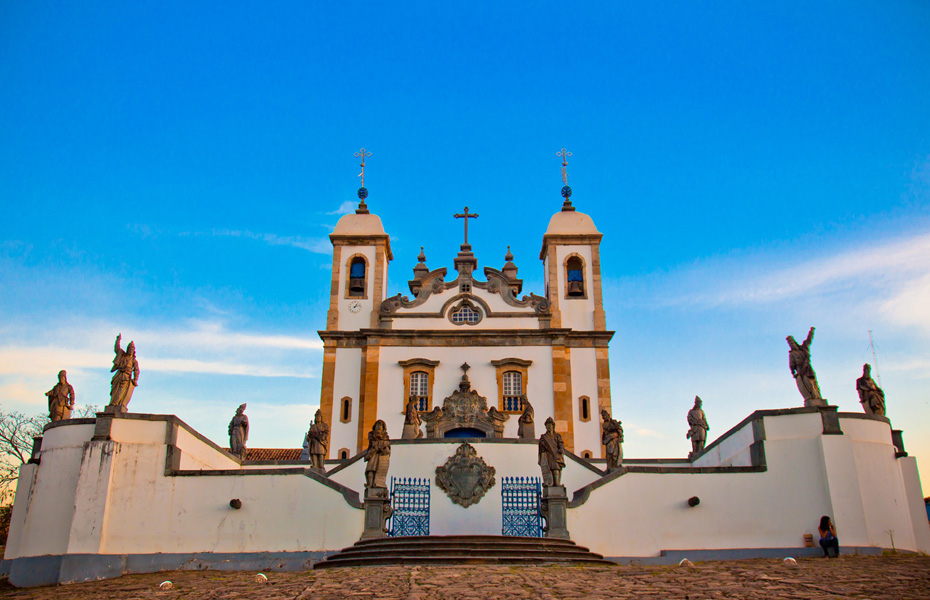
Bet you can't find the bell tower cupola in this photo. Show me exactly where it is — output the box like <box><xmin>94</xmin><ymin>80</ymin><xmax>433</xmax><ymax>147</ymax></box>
<box><xmin>325</xmin><ymin>149</ymin><xmax>393</xmax><ymax>331</ymax></box>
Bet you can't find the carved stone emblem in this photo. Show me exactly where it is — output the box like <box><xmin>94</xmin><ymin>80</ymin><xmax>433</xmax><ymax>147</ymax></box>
<box><xmin>421</xmin><ymin>366</ymin><xmax>509</xmax><ymax>438</ymax></box>
<box><xmin>435</xmin><ymin>443</ymin><xmax>496</xmax><ymax>508</ymax></box>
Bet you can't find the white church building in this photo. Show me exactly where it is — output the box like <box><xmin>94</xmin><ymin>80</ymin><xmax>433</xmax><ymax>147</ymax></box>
<box><xmin>3</xmin><ymin>188</ymin><xmax>929</xmax><ymax>587</ymax></box>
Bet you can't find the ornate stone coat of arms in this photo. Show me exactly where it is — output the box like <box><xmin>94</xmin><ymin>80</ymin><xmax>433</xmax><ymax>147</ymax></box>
<box><xmin>435</xmin><ymin>443</ymin><xmax>496</xmax><ymax>508</ymax></box>
<box><xmin>421</xmin><ymin>367</ymin><xmax>509</xmax><ymax>438</ymax></box>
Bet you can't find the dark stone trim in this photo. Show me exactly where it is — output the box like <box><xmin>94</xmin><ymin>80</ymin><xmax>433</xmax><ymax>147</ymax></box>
<box><xmin>322</xmin><ymin>447</ymin><xmax>368</xmax><ymax>477</ymax></box>
<box><xmin>5</xmin><ymin>550</ymin><xmax>336</xmax><ymax>587</ymax></box>
<box><xmin>329</xmin><ymin>233</ymin><xmax>393</xmax><ymax>260</ymax></box>
<box><xmin>7</xmin><ymin>554</ymin><xmax>63</xmax><ymax>587</ymax></box>
<box><xmin>490</xmin><ymin>358</ymin><xmax>534</xmax><ymax>368</ymax></box>
<box><xmin>622</xmin><ymin>458</ymin><xmax>693</xmax><ymax>465</ymax></box>
<box><xmin>839</xmin><ymin>412</ymin><xmax>891</xmax><ymax>424</ymax></box>
<box><xmin>820</xmin><ymin>406</ymin><xmax>843</xmax><ymax>435</ymax></box>
<box><xmin>318</xmin><ymin>328</ymin><xmax>615</xmax><ymax>348</ymax></box>
<box><xmin>398</xmin><ymin>358</ymin><xmax>441</xmax><ymax>367</ymax></box>
<box><xmin>390</xmin><ymin>437</ymin><xmax>537</xmax><ymax>446</ymax></box>
<box><xmin>564</xmin><ymin>449</ymin><xmax>607</xmax><ymax>476</ymax></box>
<box><xmin>393</xmin><ymin>312</ymin><xmax>539</xmax><ymax>319</ymax></box>
<box><xmin>604</xmin><ymin>545</ymin><xmax>882</xmax><ymax>566</ymax></box>
<box><xmin>539</xmin><ymin>233</ymin><xmax>604</xmax><ymax>260</ymax></box>
<box><xmin>43</xmin><ymin>417</ymin><xmax>96</xmax><ymax>431</ymax></box>
<box><xmin>28</xmin><ymin>436</ymin><xmax>42</xmax><ymax>464</ymax></box>
<box><xmin>892</xmin><ymin>430</ymin><xmax>908</xmax><ymax>458</ymax></box>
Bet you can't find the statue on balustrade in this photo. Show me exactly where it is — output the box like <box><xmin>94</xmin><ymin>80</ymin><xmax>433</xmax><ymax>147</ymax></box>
<box><xmin>517</xmin><ymin>395</ymin><xmax>535</xmax><ymax>440</ymax></box>
<box><xmin>365</xmin><ymin>419</ymin><xmax>391</xmax><ymax>489</ymax></box>
<box><xmin>787</xmin><ymin>327</ymin><xmax>826</xmax><ymax>407</ymax></box>
<box><xmin>228</xmin><ymin>403</ymin><xmax>249</xmax><ymax>461</ymax></box>
<box><xmin>538</xmin><ymin>417</ymin><xmax>565</xmax><ymax>487</ymax></box>
<box><xmin>46</xmin><ymin>370</ymin><xmax>75</xmax><ymax>422</ymax></box>
<box><xmin>856</xmin><ymin>363</ymin><xmax>886</xmax><ymax>416</ymax></box>
<box><xmin>108</xmin><ymin>334</ymin><xmax>139</xmax><ymax>411</ymax></box>
<box><xmin>601</xmin><ymin>409</ymin><xmax>623</xmax><ymax>471</ymax></box>
<box><xmin>686</xmin><ymin>396</ymin><xmax>709</xmax><ymax>458</ymax></box>
<box><xmin>306</xmin><ymin>409</ymin><xmax>330</xmax><ymax>469</ymax></box>
<box><xmin>402</xmin><ymin>397</ymin><xmax>423</xmax><ymax>439</ymax></box>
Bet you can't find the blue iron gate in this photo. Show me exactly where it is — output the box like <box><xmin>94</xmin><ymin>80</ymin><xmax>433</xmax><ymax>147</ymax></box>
<box><xmin>501</xmin><ymin>476</ymin><xmax>543</xmax><ymax>537</ymax></box>
<box><xmin>389</xmin><ymin>477</ymin><xmax>430</xmax><ymax>537</ymax></box>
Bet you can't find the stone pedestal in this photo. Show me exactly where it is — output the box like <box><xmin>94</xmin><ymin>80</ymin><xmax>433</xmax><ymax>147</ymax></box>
<box><xmin>541</xmin><ymin>485</ymin><xmax>570</xmax><ymax>539</ymax></box>
<box><xmin>361</xmin><ymin>487</ymin><xmax>392</xmax><ymax>540</ymax></box>
<box><xmin>102</xmin><ymin>404</ymin><xmax>128</xmax><ymax>415</ymax></box>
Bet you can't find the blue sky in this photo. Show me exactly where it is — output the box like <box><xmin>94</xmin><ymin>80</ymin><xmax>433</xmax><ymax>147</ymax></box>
<box><xmin>1</xmin><ymin>2</ymin><xmax>929</xmax><ymax>465</ymax></box>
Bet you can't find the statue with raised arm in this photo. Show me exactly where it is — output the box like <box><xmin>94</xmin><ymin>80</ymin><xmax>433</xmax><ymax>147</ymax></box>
<box><xmin>517</xmin><ymin>395</ymin><xmax>535</xmax><ymax>440</ymax></box>
<box><xmin>686</xmin><ymin>396</ymin><xmax>710</xmax><ymax>458</ymax></box>
<box><xmin>228</xmin><ymin>403</ymin><xmax>249</xmax><ymax>460</ymax></box>
<box><xmin>108</xmin><ymin>334</ymin><xmax>139</xmax><ymax>411</ymax></box>
<box><xmin>306</xmin><ymin>409</ymin><xmax>330</xmax><ymax>468</ymax></box>
<box><xmin>402</xmin><ymin>397</ymin><xmax>423</xmax><ymax>439</ymax></box>
<box><xmin>601</xmin><ymin>409</ymin><xmax>623</xmax><ymax>471</ymax></box>
<box><xmin>787</xmin><ymin>327</ymin><xmax>826</xmax><ymax>407</ymax></box>
<box><xmin>538</xmin><ymin>417</ymin><xmax>565</xmax><ymax>487</ymax></box>
<box><xmin>46</xmin><ymin>370</ymin><xmax>75</xmax><ymax>422</ymax></box>
<box><xmin>364</xmin><ymin>419</ymin><xmax>391</xmax><ymax>489</ymax></box>
<box><xmin>856</xmin><ymin>363</ymin><xmax>886</xmax><ymax>416</ymax></box>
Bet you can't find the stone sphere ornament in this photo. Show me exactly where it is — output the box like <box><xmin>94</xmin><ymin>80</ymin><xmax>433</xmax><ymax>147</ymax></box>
<box><xmin>561</xmin><ymin>185</ymin><xmax>572</xmax><ymax>198</ymax></box>
<box><xmin>357</xmin><ymin>187</ymin><xmax>369</xmax><ymax>200</ymax></box>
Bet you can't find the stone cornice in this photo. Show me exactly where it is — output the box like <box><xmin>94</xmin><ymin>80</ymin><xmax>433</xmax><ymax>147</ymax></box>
<box><xmin>329</xmin><ymin>234</ymin><xmax>393</xmax><ymax>261</ymax></box>
<box><xmin>318</xmin><ymin>328</ymin><xmax>615</xmax><ymax>348</ymax></box>
<box><xmin>539</xmin><ymin>232</ymin><xmax>603</xmax><ymax>260</ymax></box>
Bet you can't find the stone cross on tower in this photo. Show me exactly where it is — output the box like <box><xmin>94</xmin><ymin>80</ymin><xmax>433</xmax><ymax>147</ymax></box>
<box><xmin>454</xmin><ymin>207</ymin><xmax>479</xmax><ymax>248</ymax></box>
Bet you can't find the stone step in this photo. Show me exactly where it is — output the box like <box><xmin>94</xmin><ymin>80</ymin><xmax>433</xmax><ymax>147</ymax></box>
<box><xmin>334</xmin><ymin>545</ymin><xmax>604</xmax><ymax>558</ymax></box>
<box><xmin>353</xmin><ymin>534</ymin><xmax>577</xmax><ymax>546</ymax></box>
<box><xmin>316</xmin><ymin>553</ymin><xmax>614</xmax><ymax>569</ymax></box>
<box><xmin>314</xmin><ymin>535</ymin><xmax>615</xmax><ymax>569</ymax></box>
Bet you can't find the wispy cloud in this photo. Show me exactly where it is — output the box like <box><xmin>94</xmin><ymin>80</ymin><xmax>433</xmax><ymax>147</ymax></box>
<box><xmin>0</xmin><ymin>321</ymin><xmax>322</xmax><ymax>379</ymax></box>
<box><xmin>326</xmin><ymin>201</ymin><xmax>356</xmax><ymax>216</ymax></box>
<box><xmin>684</xmin><ymin>232</ymin><xmax>930</xmax><ymax>308</ymax></box>
<box><xmin>183</xmin><ymin>229</ymin><xmax>331</xmax><ymax>255</ymax></box>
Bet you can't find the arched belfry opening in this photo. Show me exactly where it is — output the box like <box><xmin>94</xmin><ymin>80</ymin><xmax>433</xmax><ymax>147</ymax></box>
<box><xmin>566</xmin><ymin>256</ymin><xmax>585</xmax><ymax>297</ymax></box>
<box><xmin>348</xmin><ymin>256</ymin><xmax>366</xmax><ymax>297</ymax></box>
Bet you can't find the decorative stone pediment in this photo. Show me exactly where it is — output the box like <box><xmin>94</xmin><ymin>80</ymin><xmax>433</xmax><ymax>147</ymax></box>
<box><xmin>421</xmin><ymin>366</ymin><xmax>509</xmax><ymax>438</ymax></box>
<box><xmin>435</xmin><ymin>443</ymin><xmax>496</xmax><ymax>508</ymax></box>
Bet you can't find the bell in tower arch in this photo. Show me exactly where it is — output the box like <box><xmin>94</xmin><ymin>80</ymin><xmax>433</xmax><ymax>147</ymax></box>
<box><xmin>566</xmin><ymin>256</ymin><xmax>585</xmax><ymax>297</ymax></box>
<box><xmin>348</xmin><ymin>257</ymin><xmax>366</xmax><ymax>297</ymax></box>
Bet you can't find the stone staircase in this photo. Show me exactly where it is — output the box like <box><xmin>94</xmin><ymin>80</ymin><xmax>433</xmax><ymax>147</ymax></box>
<box><xmin>313</xmin><ymin>535</ymin><xmax>615</xmax><ymax>568</ymax></box>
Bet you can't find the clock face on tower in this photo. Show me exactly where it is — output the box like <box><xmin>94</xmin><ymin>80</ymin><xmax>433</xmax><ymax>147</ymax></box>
<box><xmin>348</xmin><ymin>300</ymin><xmax>363</xmax><ymax>313</ymax></box>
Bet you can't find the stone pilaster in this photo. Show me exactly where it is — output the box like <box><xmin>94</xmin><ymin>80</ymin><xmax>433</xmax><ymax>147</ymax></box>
<box><xmin>551</xmin><ymin>345</ymin><xmax>575</xmax><ymax>452</ymax></box>
<box><xmin>357</xmin><ymin>343</ymin><xmax>381</xmax><ymax>452</ymax></box>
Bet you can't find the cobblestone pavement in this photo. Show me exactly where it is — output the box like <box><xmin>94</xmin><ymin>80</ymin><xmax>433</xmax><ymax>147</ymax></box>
<box><xmin>2</xmin><ymin>555</ymin><xmax>929</xmax><ymax>599</ymax></box>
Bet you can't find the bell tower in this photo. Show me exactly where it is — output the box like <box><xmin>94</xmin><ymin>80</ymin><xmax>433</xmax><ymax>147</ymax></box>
<box><xmin>538</xmin><ymin>150</ymin><xmax>611</xmax><ymax>453</ymax></box>
<box><xmin>320</xmin><ymin>150</ymin><xmax>392</xmax><ymax>457</ymax></box>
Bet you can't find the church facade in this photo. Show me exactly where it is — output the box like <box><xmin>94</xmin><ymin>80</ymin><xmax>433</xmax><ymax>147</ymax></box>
<box><xmin>3</xmin><ymin>179</ymin><xmax>930</xmax><ymax>588</ymax></box>
<box><xmin>319</xmin><ymin>196</ymin><xmax>612</xmax><ymax>459</ymax></box>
